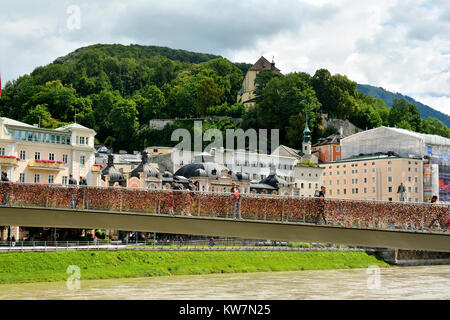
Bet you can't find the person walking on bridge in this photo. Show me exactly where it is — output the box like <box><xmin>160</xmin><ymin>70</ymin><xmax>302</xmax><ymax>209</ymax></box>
<box><xmin>231</xmin><ymin>183</ymin><xmax>242</xmax><ymax>220</ymax></box>
<box><xmin>68</xmin><ymin>174</ymin><xmax>77</xmax><ymax>209</ymax></box>
<box><xmin>315</xmin><ymin>186</ymin><xmax>327</xmax><ymax>225</ymax></box>
<box><xmin>1</xmin><ymin>172</ymin><xmax>10</xmax><ymax>206</ymax></box>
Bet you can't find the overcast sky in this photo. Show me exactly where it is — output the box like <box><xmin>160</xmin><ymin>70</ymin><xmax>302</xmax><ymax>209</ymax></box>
<box><xmin>0</xmin><ymin>0</ymin><xmax>449</xmax><ymax>115</ymax></box>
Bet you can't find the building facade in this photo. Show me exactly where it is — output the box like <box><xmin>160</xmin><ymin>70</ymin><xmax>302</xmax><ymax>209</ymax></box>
<box><xmin>237</xmin><ymin>56</ymin><xmax>281</xmax><ymax>108</ymax></box>
<box><xmin>0</xmin><ymin>118</ymin><xmax>98</xmax><ymax>186</ymax></box>
<box><xmin>321</xmin><ymin>154</ymin><xmax>423</xmax><ymax>202</ymax></box>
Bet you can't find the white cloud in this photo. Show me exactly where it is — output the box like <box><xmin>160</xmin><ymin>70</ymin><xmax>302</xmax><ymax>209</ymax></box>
<box><xmin>412</xmin><ymin>95</ymin><xmax>450</xmax><ymax>116</ymax></box>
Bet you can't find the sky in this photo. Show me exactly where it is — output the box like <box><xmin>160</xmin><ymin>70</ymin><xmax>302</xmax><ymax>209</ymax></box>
<box><xmin>0</xmin><ymin>0</ymin><xmax>449</xmax><ymax>115</ymax></box>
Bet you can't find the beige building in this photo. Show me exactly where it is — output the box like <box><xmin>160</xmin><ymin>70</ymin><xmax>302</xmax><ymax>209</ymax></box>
<box><xmin>237</xmin><ymin>56</ymin><xmax>281</xmax><ymax>108</ymax></box>
<box><xmin>320</xmin><ymin>154</ymin><xmax>423</xmax><ymax>202</ymax></box>
<box><xmin>0</xmin><ymin>118</ymin><xmax>98</xmax><ymax>186</ymax></box>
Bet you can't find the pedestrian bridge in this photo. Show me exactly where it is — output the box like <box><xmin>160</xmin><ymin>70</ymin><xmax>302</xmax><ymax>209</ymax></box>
<box><xmin>0</xmin><ymin>183</ymin><xmax>448</xmax><ymax>252</ymax></box>
<box><xmin>0</xmin><ymin>206</ymin><xmax>449</xmax><ymax>252</ymax></box>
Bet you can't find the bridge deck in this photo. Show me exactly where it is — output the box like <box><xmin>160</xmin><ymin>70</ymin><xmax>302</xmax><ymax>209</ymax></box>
<box><xmin>1</xmin><ymin>206</ymin><xmax>449</xmax><ymax>252</ymax></box>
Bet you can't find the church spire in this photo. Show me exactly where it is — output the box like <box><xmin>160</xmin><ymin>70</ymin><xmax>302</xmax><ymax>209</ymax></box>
<box><xmin>303</xmin><ymin>114</ymin><xmax>311</xmax><ymax>144</ymax></box>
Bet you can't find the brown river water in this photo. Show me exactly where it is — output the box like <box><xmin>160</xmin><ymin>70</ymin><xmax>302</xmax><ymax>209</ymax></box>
<box><xmin>0</xmin><ymin>266</ymin><xmax>448</xmax><ymax>300</ymax></box>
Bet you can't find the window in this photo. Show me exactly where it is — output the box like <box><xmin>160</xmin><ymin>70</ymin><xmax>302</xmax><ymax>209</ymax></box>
<box><xmin>62</xmin><ymin>154</ymin><xmax>68</xmax><ymax>164</ymax></box>
<box><xmin>336</xmin><ymin>146</ymin><xmax>340</xmax><ymax>152</ymax></box>
<box><xmin>34</xmin><ymin>174</ymin><xmax>40</xmax><ymax>183</ymax></box>
<box><xmin>309</xmin><ymin>183</ymin><xmax>312</xmax><ymax>189</ymax></box>
<box><xmin>388</xmin><ymin>167</ymin><xmax>392</xmax><ymax>172</ymax></box>
<box><xmin>388</xmin><ymin>176</ymin><xmax>392</xmax><ymax>182</ymax></box>
<box><xmin>20</xmin><ymin>173</ymin><xmax>25</xmax><ymax>183</ymax></box>
<box><xmin>408</xmin><ymin>187</ymin><xmax>412</xmax><ymax>193</ymax></box>
<box><xmin>34</xmin><ymin>132</ymin><xmax>39</xmax><ymax>141</ymax></box>
<box><xmin>343</xmin><ymin>189</ymin><xmax>346</xmax><ymax>195</ymax></box>
<box><xmin>80</xmin><ymin>137</ymin><xmax>85</xmax><ymax>145</ymax></box>
<box><xmin>19</xmin><ymin>150</ymin><xmax>26</xmax><ymax>160</ymax></box>
<box><xmin>48</xmin><ymin>175</ymin><xmax>54</xmax><ymax>184</ymax></box>
<box><xmin>372</xmin><ymin>177</ymin><xmax>375</xmax><ymax>183</ymax></box>
<box><xmin>28</xmin><ymin>132</ymin><xmax>33</xmax><ymax>141</ymax></box>
<box><xmin>49</xmin><ymin>153</ymin><xmax>55</xmax><ymax>161</ymax></box>
<box><xmin>415</xmin><ymin>187</ymin><xmax>418</xmax><ymax>193</ymax></box>
<box><xmin>21</xmin><ymin>131</ymin><xmax>26</xmax><ymax>141</ymax></box>
<box><xmin>364</xmin><ymin>188</ymin><xmax>367</xmax><ymax>194</ymax></box>
<box><xmin>415</xmin><ymin>177</ymin><xmax>418</xmax><ymax>183</ymax></box>
<box><xmin>80</xmin><ymin>155</ymin><xmax>86</xmax><ymax>165</ymax></box>
<box><xmin>301</xmin><ymin>183</ymin><xmax>304</xmax><ymax>189</ymax></box>
<box><xmin>51</xmin><ymin>135</ymin><xmax>55</xmax><ymax>143</ymax></box>
<box><xmin>45</xmin><ymin>134</ymin><xmax>50</xmax><ymax>143</ymax></box>
<box><xmin>0</xmin><ymin>148</ymin><xmax>4</xmax><ymax>156</ymax></box>
<box><xmin>337</xmin><ymin>190</ymin><xmax>340</xmax><ymax>195</ymax></box>
<box><xmin>62</xmin><ymin>176</ymin><xmax>68</xmax><ymax>185</ymax></box>
<box><xmin>364</xmin><ymin>178</ymin><xmax>367</xmax><ymax>183</ymax></box>
<box><xmin>372</xmin><ymin>187</ymin><xmax>375</xmax><ymax>193</ymax></box>
<box><xmin>56</xmin><ymin>136</ymin><xmax>60</xmax><ymax>144</ymax></box>
<box><xmin>35</xmin><ymin>152</ymin><xmax>41</xmax><ymax>160</ymax></box>
<box><xmin>408</xmin><ymin>177</ymin><xmax>412</xmax><ymax>183</ymax></box>
<box><xmin>408</xmin><ymin>167</ymin><xmax>411</xmax><ymax>172</ymax></box>
<box><xmin>388</xmin><ymin>187</ymin><xmax>392</xmax><ymax>193</ymax></box>
<box><xmin>329</xmin><ymin>190</ymin><xmax>332</xmax><ymax>196</ymax></box>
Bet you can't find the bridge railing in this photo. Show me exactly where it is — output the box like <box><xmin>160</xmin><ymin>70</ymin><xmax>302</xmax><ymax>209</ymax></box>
<box><xmin>0</xmin><ymin>182</ymin><xmax>448</xmax><ymax>233</ymax></box>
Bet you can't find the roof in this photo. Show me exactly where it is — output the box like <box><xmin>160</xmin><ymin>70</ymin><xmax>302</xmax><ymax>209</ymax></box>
<box><xmin>0</xmin><ymin>117</ymin><xmax>35</xmax><ymax>128</ymax></box>
<box><xmin>249</xmin><ymin>56</ymin><xmax>281</xmax><ymax>74</ymax></box>
<box><xmin>342</xmin><ymin>126</ymin><xmax>450</xmax><ymax>147</ymax></box>
<box><xmin>259</xmin><ymin>174</ymin><xmax>289</xmax><ymax>189</ymax></box>
<box><xmin>313</xmin><ymin>133</ymin><xmax>343</xmax><ymax>147</ymax></box>
<box><xmin>271</xmin><ymin>145</ymin><xmax>301</xmax><ymax>158</ymax></box>
<box><xmin>55</xmin><ymin>123</ymin><xmax>95</xmax><ymax>133</ymax></box>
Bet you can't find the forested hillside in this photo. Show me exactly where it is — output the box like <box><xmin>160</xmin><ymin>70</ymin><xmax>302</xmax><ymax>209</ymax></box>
<box><xmin>357</xmin><ymin>84</ymin><xmax>450</xmax><ymax>127</ymax></box>
<box><xmin>0</xmin><ymin>44</ymin><xmax>448</xmax><ymax>152</ymax></box>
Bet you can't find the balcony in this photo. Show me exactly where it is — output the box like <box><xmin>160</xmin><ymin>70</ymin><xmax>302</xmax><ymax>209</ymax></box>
<box><xmin>0</xmin><ymin>155</ymin><xmax>20</xmax><ymax>166</ymax></box>
<box><xmin>28</xmin><ymin>159</ymin><xmax>65</xmax><ymax>171</ymax></box>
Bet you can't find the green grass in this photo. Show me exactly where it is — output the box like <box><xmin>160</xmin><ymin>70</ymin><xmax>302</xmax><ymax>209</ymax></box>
<box><xmin>0</xmin><ymin>251</ymin><xmax>390</xmax><ymax>285</ymax></box>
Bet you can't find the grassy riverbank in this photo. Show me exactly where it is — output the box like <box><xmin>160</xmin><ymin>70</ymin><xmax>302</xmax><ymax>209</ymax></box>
<box><xmin>0</xmin><ymin>251</ymin><xmax>390</xmax><ymax>285</ymax></box>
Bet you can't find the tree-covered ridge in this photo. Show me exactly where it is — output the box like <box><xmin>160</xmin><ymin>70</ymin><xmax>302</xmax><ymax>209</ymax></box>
<box><xmin>0</xmin><ymin>44</ymin><xmax>448</xmax><ymax>152</ymax></box>
<box><xmin>357</xmin><ymin>84</ymin><xmax>450</xmax><ymax>128</ymax></box>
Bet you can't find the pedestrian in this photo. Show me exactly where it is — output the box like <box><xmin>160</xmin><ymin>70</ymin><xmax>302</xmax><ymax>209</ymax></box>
<box><xmin>179</xmin><ymin>236</ymin><xmax>184</xmax><ymax>246</ymax></box>
<box><xmin>209</xmin><ymin>237</ymin><xmax>215</xmax><ymax>247</ymax></box>
<box><xmin>231</xmin><ymin>183</ymin><xmax>242</xmax><ymax>220</ymax></box>
<box><xmin>11</xmin><ymin>235</ymin><xmax>16</xmax><ymax>247</ymax></box>
<box><xmin>427</xmin><ymin>196</ymin><xmax>447</xmax><ymax>231</ymax></box>
<box><xmin>1</xmin><ymin>172</ymin><xmax>10</xmax><ymax>206</ymax></box>
<box><xmin>68</xmin><ymin>174</ymin><xmax>77</xmax><ymax>185</ymax></box>
<box><xmin>315</xmin><ymin>186</ymin><xmax>327</xmax><ymax>224</ymax></box>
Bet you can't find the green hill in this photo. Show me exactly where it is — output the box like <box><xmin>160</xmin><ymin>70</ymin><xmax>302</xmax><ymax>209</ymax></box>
<box><xmin>0</xmin><ymin>44</ymin><xmax>447</xmax><ymax>152</ymax></box>
<box><xmin>357</xmin><ymin>84</ymin><xmax>449</xmax><ymax>127</ymax></box>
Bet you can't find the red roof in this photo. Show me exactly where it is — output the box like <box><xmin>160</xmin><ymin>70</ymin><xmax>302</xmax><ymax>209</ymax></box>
<box><xmin>249</xmin><ymin>56</ymin><xmax>281</xmax><ymax>74</ymax></box>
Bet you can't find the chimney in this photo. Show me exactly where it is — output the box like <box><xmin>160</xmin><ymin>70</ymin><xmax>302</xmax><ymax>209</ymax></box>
<box><xmin>271</xmin><ymin>56</ymin><xmax>275</xmax><ymax>71</ymax></box>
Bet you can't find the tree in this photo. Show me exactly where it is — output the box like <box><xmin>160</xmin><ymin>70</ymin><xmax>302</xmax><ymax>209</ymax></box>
<box><xmin>138</xmin><ymin>85</ymin><xmax>166</xmax><ymax>122</ymax></box>
<box><xmin>108</xmin><ymin>98</ymin><xmax>139</xmax><ymax>150</ymax></box>
<box><xmin>23</xmin><ymin>104</ymin><xmax>61</xmax><ymax>128</ymax></box>
<box><xmin>195</xmin><ymin>77</ymin><xmax>223</xmax><ymax>116</ymax></box>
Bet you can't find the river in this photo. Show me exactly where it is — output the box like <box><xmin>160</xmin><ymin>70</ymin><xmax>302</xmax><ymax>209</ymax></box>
<box><xmin>0</xmin><ymin>266</ymin><xmax>448</xmax><ymax>300</ymax></box>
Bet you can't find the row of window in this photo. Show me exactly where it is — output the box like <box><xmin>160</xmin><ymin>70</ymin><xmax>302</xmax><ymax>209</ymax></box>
<box><xmin>13</xmin><ymin>151</ymin><xmax>86</xmax><ymax>165</ymax></box>
<box><xmin>325</xmin><ymin>176</ymin><xmax>419</xmax><ymax>186</ymax></box>
<box><xmin>8</xmin><ymin>129</ymin><xmax>91</xmax><ymax>147</ymax></box>
<box><xmin>9</xmin><ymin>130</ymin><xmax>72</xmax><ymax>145</ymax></box>
<box><xmin>20</xmin><ymin>173</ymin><xmax>61</xmax><ymax>184</ymax></box>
